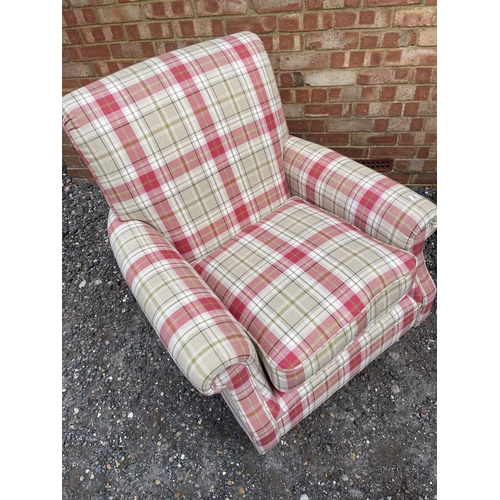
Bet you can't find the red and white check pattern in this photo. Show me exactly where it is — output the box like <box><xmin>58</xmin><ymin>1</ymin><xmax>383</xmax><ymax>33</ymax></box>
<box><xmin>108</xmin><ymin>210</ymin><xmax>266</xmax><ymax>396</ymax></box>
<box><xmin>63</xmin><ymin>32</ymin><xmax>290</xmax><ymax>263</ymax></box>
<box><xmin>283</xmin><ymin>136</ymin><xmax>437</xmax><ymax>323</ymax></box>
<box><xmin>194</xmin><ymin>196</ymin><xmax>417</xmax><ymax>391</ymax></box>
<box><xmin>62</xmin><ymin>32</ymin><xmax>437</xmax><ymax>454</ymax></box>
<box><xmin>216</xmin><ymin>295</ymin><xmax>419</xmax><ymax>453</ymax></box>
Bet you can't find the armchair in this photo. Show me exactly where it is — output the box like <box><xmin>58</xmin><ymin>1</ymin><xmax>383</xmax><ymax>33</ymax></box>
<box><xmin>62</xmin><ymin>32</ymin><xmax>437</xmax><ymax>454</ymax></box>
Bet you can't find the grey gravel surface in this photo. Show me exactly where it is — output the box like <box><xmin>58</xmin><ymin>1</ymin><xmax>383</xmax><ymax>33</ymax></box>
<box><xmin>62</xmin><ymin>171</ymin><xmax>437</xmax><ymax>500</ymax></box>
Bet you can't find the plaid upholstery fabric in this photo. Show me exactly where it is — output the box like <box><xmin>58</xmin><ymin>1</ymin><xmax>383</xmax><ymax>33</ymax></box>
<box><xmin>62</xmin><ymin>32</ymin><xmax>438</xmax><ymax>455</ymax></box>
<box><xmin>217</xmin><ymin>295</ymin><xmax>419</xmax><ymax>454</ymax></box>
<box><xmin>283</xmin><ymin>135</ymin><xmax>437</xmax><ymax>323</ymax></box>
<box><xmin>194</xmin><ymin>196</ymin><xmax>417</xmax><ymax>392</ymax></box>
<box><xmin>62</xmin><ymin>32</ymin><xmax>290</xmax><ymax>263</ymax></box>
<box><xmin>107</xmin><ymin>210</ymin><xmax>266</xmax><ymax>396</ymax></box>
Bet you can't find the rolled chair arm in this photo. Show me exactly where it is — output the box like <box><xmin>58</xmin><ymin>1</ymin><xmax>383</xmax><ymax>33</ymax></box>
<box><xmin>283</xmin><ymin>136</ymin><xmax>437</xmax><ymax>255</ymax></box>
<box><xmin>107</xmin><ymin>210</ymin><xmax>259</xmax><ymax>396</ymax></box>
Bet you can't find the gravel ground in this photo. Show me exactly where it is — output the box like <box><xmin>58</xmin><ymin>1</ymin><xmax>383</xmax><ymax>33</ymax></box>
<box><xmin>62</xmin><ymin>171</ymin><xmax>437</xmax><ymax>500</ymax></box>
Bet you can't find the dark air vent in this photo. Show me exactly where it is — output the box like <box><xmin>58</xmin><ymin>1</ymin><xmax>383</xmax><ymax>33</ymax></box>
<box><xmin>354</xmin><ymin>158</ymin><xmax>393</xmax><ymax>172</ymax></box>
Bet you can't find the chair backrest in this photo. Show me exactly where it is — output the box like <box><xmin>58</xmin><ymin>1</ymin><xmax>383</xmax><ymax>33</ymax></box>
<box><xmin>62</xmin><ymin>32</ymin><xmax>291</xmax><ymax>262</ymax></box>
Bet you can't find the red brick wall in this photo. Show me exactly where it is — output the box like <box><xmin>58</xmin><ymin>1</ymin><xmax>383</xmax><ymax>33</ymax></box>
<box><xmin>62</xmin><ymin>0</ymin><xmax>437</xmax><ymax>186</ymax></box>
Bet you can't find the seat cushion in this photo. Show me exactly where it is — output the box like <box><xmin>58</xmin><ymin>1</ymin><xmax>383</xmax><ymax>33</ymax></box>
<box><xmin>193</xmin><ymin>197</ymin><xmax>417</xmax><ymax>392</ymax></box>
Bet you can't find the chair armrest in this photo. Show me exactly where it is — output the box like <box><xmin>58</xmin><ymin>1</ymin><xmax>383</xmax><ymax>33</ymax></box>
<box><xmin>283</xmin><ymin>136</ymin><xmax>437</xmax><ymax>254</ymax></box>
<box><xmin>107</xmin><ymin>210</ymin><xmax>259</xmax><ymax>396</ymax></box>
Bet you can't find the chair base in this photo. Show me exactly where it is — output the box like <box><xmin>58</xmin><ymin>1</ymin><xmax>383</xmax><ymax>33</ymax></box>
<box><xmin>221</xmin><ymin>295</ymin><xmax>419</xmax><ymax>454</ymax></box>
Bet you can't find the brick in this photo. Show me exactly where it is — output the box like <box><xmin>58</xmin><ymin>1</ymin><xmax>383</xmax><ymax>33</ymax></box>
<box><xmin>110</xmin><ymin>42</ymin><xmax>155</xmax><ymax>59</ymax></box>
<box><xmin>414</xmin><ymin>85</ymin><xmax>431</xmax><ymax>100</ymax></box>
<box><xmin>288</xmin><ymin>120</ymin><xmax>310</xmax><ymax>133</ymax></box>
<box><xmin>368</xmin><ymin>51</ymin><xmax>384</xmax><ymax>66</ymax></box>
<box><xmin>368</xmin><ymin>102</ymin><xmax>403</xmax><ymax>116</ymax></box>
<box><xmin>361</xmin><ymin>35</ymin><xmax>378</xmax><ymax>48</ymax></box>
<box><xmin>410</xmin><ymin>118</ymin><xmax>424</xmax><ymax>131</ymax></box>
<box><xmin>355</xmin><ymin>103</ymin><xmax>370</xmax><ymax>116</ymax></box>
<box><xmin>279</xmin><ymin>12</ymin><xmax>333</xmax><ymax>32</ymax></box>
<box><xmin>359</xmin><ymin>10</ymin><xmax>376</xmax><ymax>25</ymax></box>
<box><xmin>305</xmin><ymin>69</ymin><xmax>357</xmax><ymax>86</ymax></box>
<box><xmin>422</xmin><ymin>159</ymin><xmax>437</xmax><ymax>172</ymax></box>
<box><xmin>226</xmin><ymin>16</ymin><xmax>276</xmax><ymax>33</ymax></box>
<box><xmin>374</xmin><ymin>118</ymin><xmax>388</xmax><ymax>131</ymax></box>
<box><xmin>280</xmin><ymin>89</ymin><xmax>294</xmax><ymax>103</ymax></box>
<box><xmin>283</xmin><ymin>104</ymin><xmax>304</xmax><ymax>118</ymax></box>
<box><xmin>385</xmin><ymin>117</ymin><xmax>413</xmax><ymax>132</ymax></box>
<box><xmin>335</xmin><ymin>9</ymin><xmax>390</xmax><ymax>29</ymax></box>
<box><xmin>418</xmin><ymin>27</ymin><xmax>437</xmax><ymax>46</ymax></box>
<box><xmin>62</xmin><ymin>8</ymin><xmax>97</xmax><ymax>27</ymax></box>
<box><xmin>416</xmin><ymin>101</ymin><xmax>437</xmax><ymax>116</ymax></box>
<box><xmin>417</xmin><ymin>146</ymin><xmax>436</xmax><ymax>159</ymax></box>
<box><xmin>413</xmin><ymin>67</ymin><xmax>433</xmax><ymax>83</ymax></box>
<box><xmin>394</xmin><ymin>158</ymin><xmax>425</xmax><ymax>171</ymax></box>
<box><xmin>303</xmin><ymin>133</ymin><xmax>349</xmax><ymax>146</ymax></box>
<box><xmin>334</xmin><ymin>147</ymin><xmax>369</xmax><ymax>158</ymax></box>
<box><xmin>97</xmin><ymin>5</ymin><xmax>142</xmax><ymax>23</ymax></box>
<box><xmin>63</xmin><ymin>29</ymin><xmax>83</xmax><ymax>45</ymax></box>
<box><xmin>251</xmin><ymin>0</ymin><xmax>301</xmax><ymax>13</ymax></box>
<box><xmin>330</xmin><ymin>52</ymin><xmax>347</xmax><ymax>67</ymax></box>
<box><xmin>67</xmin><ymin>44</ymin><xmax>110</xmax><ymax>61</ymax></box>
<box><xmin>348</xmin><ymin>51</ymin><xmax>365</xmax><ymax>67</ymax></box>
<box><xmin>68</xmin><ymin>0</ymin><xmax>115</xmax><ymax>5</ymax></box>
<box><xmin>373</xmin><ymin>146</ymin><xmax>418</xmax><ymax>158</ymax></box>
<box><xmin>80</xmin><ymin>25</ymin><xmax>127</xmax><ymax>43</ymax></box>
<box><xmin>423</xmin><ymin>117</ymin><xmax>437</xmax><ymax>132</ymax></box>
<box><xmin>126</xmin><ymin>23</ymin><xmax>174</xmax><ymax>40</ymax></box>
<box><xmin>305</xmin><ymin>104</ymin><xmax>343</xmax><ymax>117</ymax></box>
<box><xmin>400</xmin><ymin>132</ymin><xmax>427</xmax><ymax>145</ymax></box>
<box><xmin>307</xmin><ymin>0</ymin><xmax>344</xmax><ymax>8</ymax></box>
<box><xmin>410</xmin><ymin>172</ymin><xmax>437</xmax><ymax>185</ymax></box>
<box><xmin>175</xmin><ymin>19</ymin><xmax>225</xmax><ymax>37</ymax></box>
<box><xmin>385</xmin><ymin>48</ymin><xmax>437</xmax><ymax>66</ymax></box>
<box><xmin>260</xmin><ymin>34</ymin><xmax>303</xmax><ymax>52</ymax></box>
<box><xmin>364</xmin><ymin>0</ymin><xmax>421</xmax><ymax>5</ymax></box>
<box><xmin>279</xmin><ymin>52</ymin><xmax>329</xmax><ymax>71</ymax></box>
<box><xmin>155</xmin><ymin>41</ymin><xmax>184</xmax><ymax>55</ymax></box>
<box><xmin>327</xmin><ymin>118</ymin><xmax>373</xmax><ymax>132</ymax></box>
<box><xmin>360</xmin><ymin>86</ymin><xmax>378</xmax><ymax>100</ymax></box>
<box><xmin>196</xmin><ymin>0</ymin><xmax>247</xmax><ymax>16</ymax></box>
<box><xmin>310</xmin><ymin>120</ymin><xmax>325</xmax><ymax>132</ymax></box>
<box><xmin>394</xmin><ymin>7</ymin><xmax>436</xmax><ymax>27</ymax></box>
<box><xmin>380</xmin><ymin>86</ymin><xmax>397</xmax><ymax>101</ymax></box>
<box><xmin>62</xmin><ymin>78</ymin><xmax>83</xmax><ymax>93</ymax></box>
<box><xmin>93</xmin><ymin>60</ymin><xmax>137</xmax><ymax>76</ymax></box>
<box><xmin>295</xmin><ymin>89</ymin><xmax>308</xmax><ymax>103</ymax></box>
<box><xmin>404</xmin><ymin>102</ymin><xmax>420</xmax><ymax>116</ymax></box>
<box><xmin>311</xmin><ymin>89</ymin><xmax>328</xmax><ymax>101</ymax></box>
<box><xmin>280</xmin><ymin>72</ymin><xmax>304</xmax><ymax>87</ymax></box>
<box><xmin>397</xmin><ymin>85</ymin><xmax>419</xmax><ymax>100</ymax></box>
<box><xmin>144</xmin><ymin>1</ymin><xmax>195</xmax><ymax>19</ymax></box>
<box><xmin>335</xmin><ymin>11</ymin><xmax>357</xmax><ymax>28</ymax></box>
<box><xmin>352</xmin><ymin>134</ymin><xmax>398</xmax><ymax>146</ymax></box>
<box><xmin>378</xmin><ymin>30</ymin><xmax>416</xmax><ymax>47</ymax></box>
<box><xmin>357</xmin><ymin>68</ymin><xmax>409</xmax><ymax>85</ymax></box>
<box><xmin>306</xmin><ymin>31</ymin><xmax>358</xmax><ymax>50</ymax></box>
<box><xmin>338</xmin><ymin>86</ymin><xmax>359</xmax><ymax>101</ymax></box>
<box><xmin>328</xmin><ymin>88</ymin><xmax>342</xmax><ymax>101</ymax></box>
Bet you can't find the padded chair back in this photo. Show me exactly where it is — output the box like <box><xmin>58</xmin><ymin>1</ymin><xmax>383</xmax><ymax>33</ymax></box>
<box><xmin>62</xmin><ymin>32</ymin><xmax>290</xmax><ymax>262</ymax></box>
